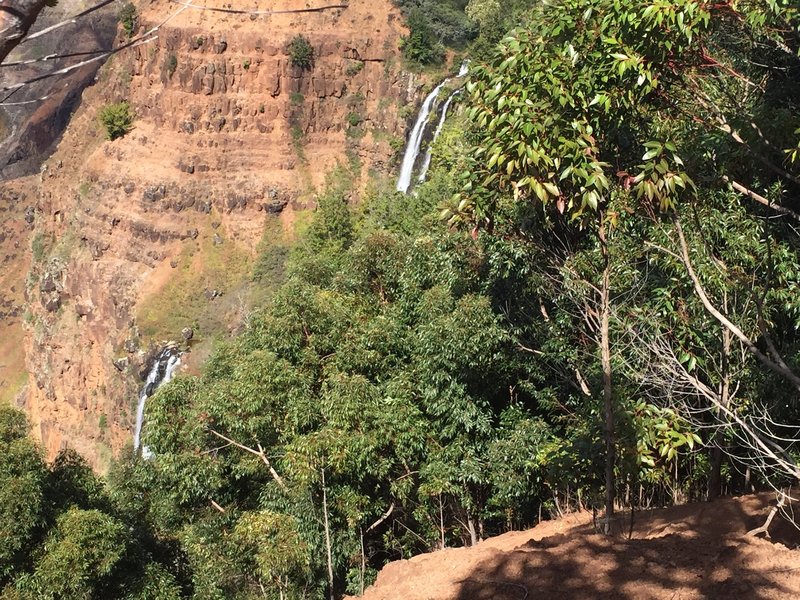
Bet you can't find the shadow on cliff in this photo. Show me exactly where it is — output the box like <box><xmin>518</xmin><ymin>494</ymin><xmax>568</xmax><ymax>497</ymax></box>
<box><xmin>454</xmin><ymin>495</ymin><xmax>800</xmax><ymax>599</ymax></box>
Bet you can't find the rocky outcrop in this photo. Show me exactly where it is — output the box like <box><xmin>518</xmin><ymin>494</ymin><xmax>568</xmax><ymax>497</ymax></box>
<box><xmin>16</xmin><ymin>0</ymin><xmax>418</xmax><ymax>470</ymax></box>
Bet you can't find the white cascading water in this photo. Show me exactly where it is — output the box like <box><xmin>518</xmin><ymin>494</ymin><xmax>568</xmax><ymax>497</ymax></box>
<box><xmin>133</xmin><ymin>347</ymin><xmax>181</xmax><ymax>458</ymax></box>
<box><xmin>396</xmin><ymin>78</ymin><xmax>451</xmax><ymax>193</ymax></box>
<box><xmin>396</xmin><ymin>61</ymin><xmax>469</xmax><ymax>193</ymax></box>
<box><xmin>416</xmin><ymin>89</ymin><xmax>462</xmax><ymax>183</ymax></box>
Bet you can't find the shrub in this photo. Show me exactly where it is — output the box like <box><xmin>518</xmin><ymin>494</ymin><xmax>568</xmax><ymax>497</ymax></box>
<box><xmin>243</xmin><ymin>58</ymin><xmax>251</xmax><ymax>70</ymax></box>
<box><xmin>118</xmin><ymin>3</ymin><xmax>137</xmax><ymax>38</ymax></box>
<box><xmin>345</xmin><ymin>60</ymin><xmax>364</xmax><ymax>77</ymax></box>
<box><xmin>288</xmin><ymin>35</ymin><xmax>314</xmax><ymax>69</ymax></box>
<box><xmin>346</xmin><ymin>112</ymin><xmax>363</xmax><ymax>127</ymax></box>
<box><xmin>389</xmin><ymin>135</ymin><xmax>405</xmax><ymax>155</ymax></box>
<box><xmin>165</xmin><ymin>53</ymin><xmax>178</xmax><ymax>78</ymax></box>
<box><xmin>290</xmin><ymin>92</ymin><xmax>305</xmax><ymax>105</ymax></box>
<box><xmin>31</xmin><ymin>233</ymin><xmax>46</xmax><ymax>263</ymax></box>
<box><xmin>99</xmin><ymin>101</ymin><xmax>134</xmax><ymax>141</ymax></box>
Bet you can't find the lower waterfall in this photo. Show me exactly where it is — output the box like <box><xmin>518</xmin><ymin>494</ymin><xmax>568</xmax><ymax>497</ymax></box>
<box><xmin>133</xmin><ymin>345</ymin><xmax>181</xmax><ymax>458</ymax></box>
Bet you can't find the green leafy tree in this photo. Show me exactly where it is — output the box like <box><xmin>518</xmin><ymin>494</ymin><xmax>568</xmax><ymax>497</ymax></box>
<box><xmin>400</xmin><ymin>8</ymin><xmax>445</xmax><ymax>65</ymax></box>
<box><xmin>0</xmin><ymin>407</ymin><xmax>47</xmax><ymax>584</ymax></box>
<box><xmin>288</xmin><ymin>35</ymin><xmax>314</xmax><ymax>70</ymax></box>
<box><xmin>15</xmin><ymin>508</ymin><xmax>127</xmax><ymax>600</ymax></box>
<box><xmin>99</xmin><ymin>101</ymin><xmax>135</xmax><ymax>141</ymax></box>
<box><xmin>445</xmin><ymin>0</ymin><xmax>800</xmax><ymax>528</ymax></box>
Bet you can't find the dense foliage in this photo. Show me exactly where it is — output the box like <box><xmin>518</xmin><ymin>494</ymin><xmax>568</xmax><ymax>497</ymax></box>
<box><xmin>394</xmin><ymin>0</ymin><xmax>538</xmax><ymax>64</ymax></box>
<box><xmin>6</xmin><ymin>0</ymin><xmax>800</xmax><ymax>598</ymax></box>
<box><xmin>394</xmin><ymin>0</ymin><xmax>476</xmax><ymax>64</ymax></box>
<box><xmin>0</xmin><ymin>406</ymin><xmax>180</xmax><ymax>599</ymax></box>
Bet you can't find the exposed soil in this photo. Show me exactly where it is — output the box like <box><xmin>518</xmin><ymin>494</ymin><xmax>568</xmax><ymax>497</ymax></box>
<box><xmin>357</xmin><ymin>492</ymin><xmax>800</xmax><ymax>600</ymax></box>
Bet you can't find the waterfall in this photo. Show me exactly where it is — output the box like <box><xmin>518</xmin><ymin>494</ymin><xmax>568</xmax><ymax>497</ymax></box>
<box><xmin>396</xmin><ymin>78</ymin><xmax>451</xmax><ymax>193</ymax></box>
<box><xmin>416</xmin><ymin>89</ymin><xmax>462</xmax><ymax>184</ymax></box>
<box><xmin>133</xmin><ymin>346</ymin><xmax>181</xmax><ymax>458</ymax></box>
<box><xmin>396</xmin><ymin>61</ymin><xmax>469</xmax><ymax>194</ymax></box>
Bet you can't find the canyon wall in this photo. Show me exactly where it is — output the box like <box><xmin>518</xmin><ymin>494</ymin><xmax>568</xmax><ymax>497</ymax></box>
<box><xmin>11</xmin><ymin>0</ymin><xmax>420</xmax><ymax>470</ymax></box>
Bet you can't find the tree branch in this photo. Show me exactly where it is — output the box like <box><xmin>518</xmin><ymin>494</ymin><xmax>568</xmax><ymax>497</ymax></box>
<box><xmin>208</xmin><ymin>428</ymin><xmax>287</xmax><ymax>490</ymax></box>
<box><xmin>0</xmin><ymin>0</ymin><xmax>47</xmax><ymax>63</ymax></box>
<box><xmin>674</xmin><ymin>220</ymin><xmax>800</xmax><ymax>392</ymax></box>
<box><xmin>747</xmin><ymin>491</ymin><xmax>787</xmax><ymax>538</ymax></box>
<box><xmin>365</xmin><ymin>502</ymin><xmax>395</xmax><ymax>533</ymax></box>
<box><xmin>724</xmin><ymin>177</ymin><xmax>800</xmax><ymax>223</ymax></box>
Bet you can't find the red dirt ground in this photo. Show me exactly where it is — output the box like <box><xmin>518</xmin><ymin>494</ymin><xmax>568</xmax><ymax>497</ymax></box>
<box><xmin>356</xmin><ymin>492</ymin><xmax>800</xmax><ymax>599</ymax></box>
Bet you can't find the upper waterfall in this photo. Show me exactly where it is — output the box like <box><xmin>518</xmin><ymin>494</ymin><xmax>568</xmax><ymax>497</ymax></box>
<box><xmin>396</xmin><ymin>78</ymin><xmax>451</xmax><ymax>194</ymax></box>
<box><xmin>417</xmin><ymin>89</ymin><xmax>462</xmax><ymax>184</ymax></box>
<box><xmin>396</xmin><ymin>62</ymin><xmax>469</xmax><ymax>194</ymax></box>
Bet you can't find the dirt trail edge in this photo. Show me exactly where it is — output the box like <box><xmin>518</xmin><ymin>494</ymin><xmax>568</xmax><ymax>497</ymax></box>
<box><xmin>355</xmin><ymin>492</ymin><xmax>800</xmax><ymax>600</ymax></box>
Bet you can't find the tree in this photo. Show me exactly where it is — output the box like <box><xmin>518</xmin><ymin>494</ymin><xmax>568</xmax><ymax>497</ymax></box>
<box><xmin>445</xmin><ymin>0</ymin><xmax>800</xmax><ymax>527</ymax></box>
<box><xmin>99</xmin><ymin>101</ymin><xmax>135</xmax><ymax>140</ymax></box>
<box><xmin>15</xmin><ymin>508</ymin><xmax>127</xmax><ymax>600</ymax></box>
<box><xmin>288</xmin><ymin>35</ymin><xmax>314</xmax><ymax>70</ymax></box>
<box><xmin>0</xmin><ymin>407</ymin><xmax>47</xmax><ymax>584</ymax></box>
<box><xmin>400</xmin><ymin>8</ymin><xmax>445</xmax><ymax>65</ymax></box>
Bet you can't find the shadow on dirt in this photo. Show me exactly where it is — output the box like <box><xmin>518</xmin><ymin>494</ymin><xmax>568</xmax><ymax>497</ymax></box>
<box><xmin>454</xmin><ymin>494</ymin><xmax>800</xmax><ymax>599</ymax></box>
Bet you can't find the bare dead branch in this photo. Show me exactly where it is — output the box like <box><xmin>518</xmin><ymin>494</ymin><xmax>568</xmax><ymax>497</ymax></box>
<box><xmin>19</xmin><ymin>0</ymin><xmax>115</xmax><ymax>45</ymax></box>
<box><xmin>724</xmin><ymin>177</ymin><xmax>800</xmax><ymax>223</ymax></box>
<box><xmin>575</xmin><ymin>367</ymin><xmax>592</xmax><ymax>397</ymax></box>
<box><xmin>674</xmin><ymin>220</ymin><xmax>800</xmax><ymax>391</ymax></box>
<box><xmin>208</xmin><ymin>429</ymin><xmax>287</xmax><ymax>490</ymax></box>
<box><xmin>365</xmin><ymin>502</ymin><xmax>395</xmax><ymax>534</ymax></box>
<box><xmin>621</xmin><ymin>322</ymin><xmax>800</xmax><ymax>483</ymax></box>
<box><xmin>747</xmin><ymin>491</ymin><xmax>786</xmax><ymax>538</ymax></box>
<box><xmin>0</xmin><ymin>0</ymin><xmax>47</xmax><ymax>63</ymax></box>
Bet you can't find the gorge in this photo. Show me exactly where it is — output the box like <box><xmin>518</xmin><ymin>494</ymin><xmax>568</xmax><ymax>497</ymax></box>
<box><xmin>1</xmin><ymin>0</ymin><xmax>420</xmax><ymax>469</ymax></box>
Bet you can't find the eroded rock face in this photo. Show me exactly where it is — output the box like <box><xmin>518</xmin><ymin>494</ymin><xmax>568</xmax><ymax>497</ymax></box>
<box><xmin>17</xmin><ymin>0</ymin><xmax>417</xmax><ymax>470</ymax></box>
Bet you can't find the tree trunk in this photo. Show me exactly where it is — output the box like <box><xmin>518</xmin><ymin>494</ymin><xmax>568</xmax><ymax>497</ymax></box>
<box><xmin>466</xmin><ymin>514</ymin><xmax>478</xmax><ymax>547</ymax></box>
<box><xmin>321</xmin><ymin>468</ymin><xmax>334</xmax><ymax>600</ymax></box>
<box><xmin>708</xmin><ymin>446</ymin><xmax>724</xmax><ymax>500</ymax></box>
<box><xmin>709</xmin><ymin>316</ymin><xmax>732</xmax><ymax>499</ymax></box>
<box><xmin>0</xmin><ymin>0</ymin><xmax>48</xmax><ymax>63</ymax></box>
<box><xmin>360</xmin><ymin>529</ymin><xmax>365</xmax><ymax>597</ymax></box>
<box><xmin>599</xmin><ymin>222</ymin><xmax>615</xmax><ymax>533</ymax></box>
<box><xmin>438</xmin><ymin>494</ymin><xmax>445</xmax><ymax>549</ymax></box>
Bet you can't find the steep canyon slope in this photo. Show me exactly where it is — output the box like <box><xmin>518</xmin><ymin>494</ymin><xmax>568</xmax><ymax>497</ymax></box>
<box><xmin>5</xmin><ymin>0</ymin><xmax>417</xmax><ymax>470</ymax></box>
